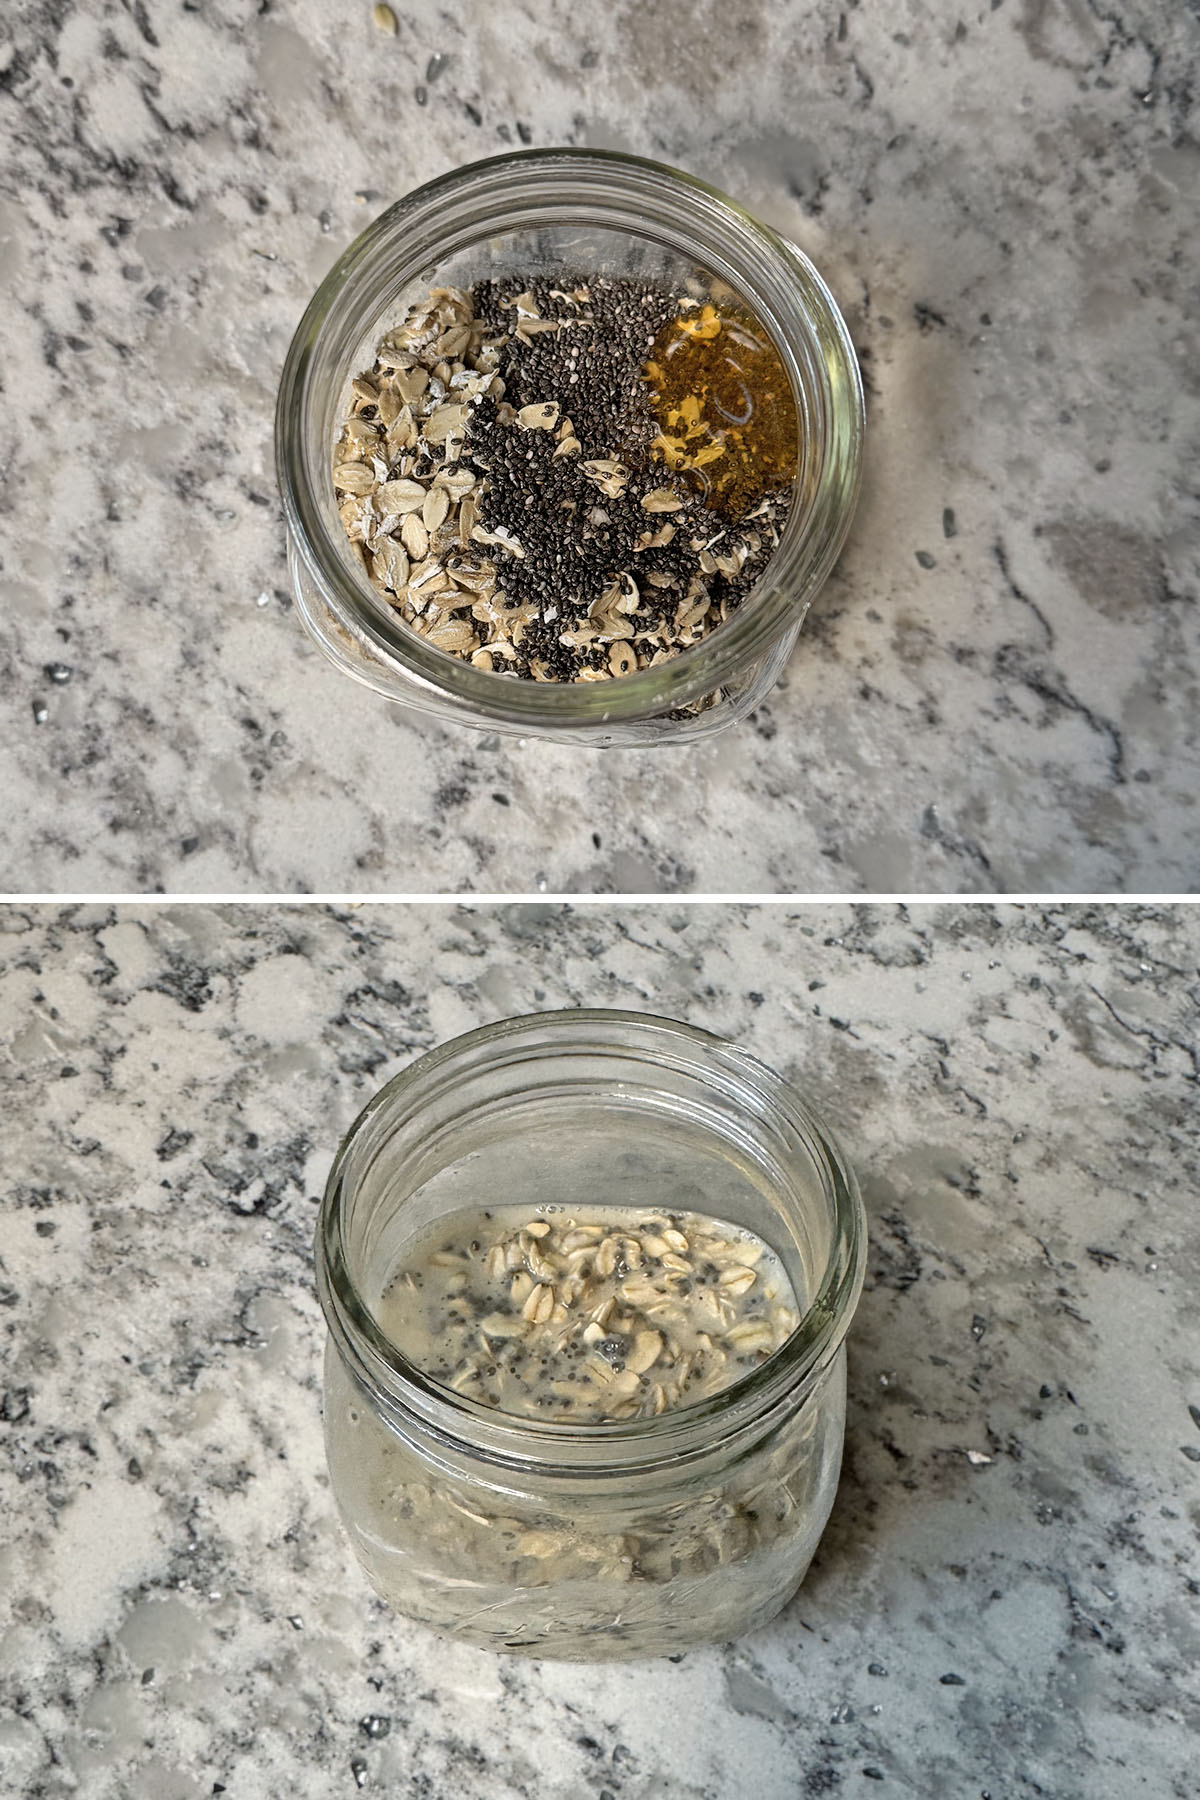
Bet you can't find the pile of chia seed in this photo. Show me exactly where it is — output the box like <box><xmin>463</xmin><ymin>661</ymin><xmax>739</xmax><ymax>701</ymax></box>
<box><xmin>461</xmin><ymin>275</ymin><xmax>789</xmax><ymax>682</ymax></box>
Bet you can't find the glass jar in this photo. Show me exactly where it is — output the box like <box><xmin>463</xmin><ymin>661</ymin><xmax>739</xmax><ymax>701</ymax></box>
<box><xmin>276</xmin><ymin>150</ymin><xmax>864</xmax><ymax>747</ymax></box>
<box><xmin>315</xmin><ymin>1010</ymin><xmax>866</xmax><ymax>1659</ymax></box>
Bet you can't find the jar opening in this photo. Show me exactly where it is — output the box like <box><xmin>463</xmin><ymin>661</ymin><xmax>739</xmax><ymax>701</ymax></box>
<box><xmin>316</xmin><ymin>1010</ymin><xmax>866</xmax><ymax>1477</ymax></box>
<box><xmin>277</xmin><ymin>150</ymin><xmax>864</xmax><ymax>730</ymax></box>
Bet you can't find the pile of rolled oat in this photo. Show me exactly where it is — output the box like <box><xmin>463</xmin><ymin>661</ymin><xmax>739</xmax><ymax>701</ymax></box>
<box><xmin>377</xmin><ymin>1204</ymin><xmax>801</xmax><ymax>1424</ymax></box>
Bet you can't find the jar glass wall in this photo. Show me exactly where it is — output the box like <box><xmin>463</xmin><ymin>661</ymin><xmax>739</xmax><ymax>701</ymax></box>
<box><xmin>277</xmin><ymin>150</ymin><xmax>864</xmax><ymax>747</ymax></box>
<box><xmin>315</xmin><ymin>1011</ymin><xmax>867</xmax><ymax>1659</ymax></box>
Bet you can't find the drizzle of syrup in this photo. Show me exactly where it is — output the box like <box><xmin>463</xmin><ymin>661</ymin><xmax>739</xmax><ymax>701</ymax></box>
<box><xmin>643</xmin><ymin>298</ymin><xmax>798</xmax><ymax>517</ymax></box>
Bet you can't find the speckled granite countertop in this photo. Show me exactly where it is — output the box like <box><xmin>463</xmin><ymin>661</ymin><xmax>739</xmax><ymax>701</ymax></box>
<box><xmin>1</xmin><ymin>3</ymin><xmax>1197</xmax><ymax>893</ymax></box>
<box><xmin>2</xmin><ymin>901</ymin><xmax>1197</xmax><ymax>1796</ymax></box>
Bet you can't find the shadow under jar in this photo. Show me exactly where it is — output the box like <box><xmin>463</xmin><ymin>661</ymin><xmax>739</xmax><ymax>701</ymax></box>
<box><xmin>277</xmin><ymin>150</ymin><xmax>864</xmax><ymax>747</ymax></box>
<box><xmin>315</xmin><ymin>1011</ymin><xmax>867</xmax><ymax>1659</ymax></box>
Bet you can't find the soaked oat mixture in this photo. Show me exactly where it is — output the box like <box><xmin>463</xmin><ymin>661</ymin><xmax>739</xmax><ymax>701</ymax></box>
<box><xmin>376</xmin><ymin>1205</ymin><xmax>800</xmax><ymax>1423</ymax></box>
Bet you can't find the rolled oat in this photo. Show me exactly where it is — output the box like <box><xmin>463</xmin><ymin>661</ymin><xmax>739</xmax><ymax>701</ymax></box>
<box><xmin>376</xmin><ymin>1204</ymin><xmax>801</xmax><ymax>1424</ymax></box>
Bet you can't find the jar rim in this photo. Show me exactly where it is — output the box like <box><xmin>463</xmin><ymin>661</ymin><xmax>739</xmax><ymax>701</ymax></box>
<box><xmin>316</xmin><ymin>1008</ymin><xmax>867</xmax><ymax>1476</ymax></box>
<box><xmin>276</xmin><ymin>148</ymin><xmax>865</xmax><ymax>729</ymax></box>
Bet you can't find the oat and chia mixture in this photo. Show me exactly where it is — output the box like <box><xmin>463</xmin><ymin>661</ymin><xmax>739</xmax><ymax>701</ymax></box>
<box><xmin>332</xmin><ymin>276</ymin><xmax>797</xmax><ymax>682</ymax></box>
<box><xmin>377</xmin><ymin>1205</ymin><xmax>800</xmax><ymax>1422</ymax></box>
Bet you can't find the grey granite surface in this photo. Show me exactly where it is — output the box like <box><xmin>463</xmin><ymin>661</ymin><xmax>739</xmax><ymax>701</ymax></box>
<box><xmin>1</xmin><ymin>900</ymin><xmax>1198</xmax><ymax>1797</ymax></box>
<box><xmin>0</xmin><ymin>3</ymin><xmax>1198</xmax><ymax>894</ymax></box>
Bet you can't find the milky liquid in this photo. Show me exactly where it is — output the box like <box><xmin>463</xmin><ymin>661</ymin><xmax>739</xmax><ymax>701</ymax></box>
<box><xmin>375</xmin><ymin>1203</ymin><xmax>800</xmax><ymax>1424</ymax></box>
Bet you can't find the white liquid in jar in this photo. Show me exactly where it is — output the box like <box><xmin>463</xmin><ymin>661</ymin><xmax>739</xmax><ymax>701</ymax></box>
<box><xmin>376</xmin><ymin>1203</ymin><xmax>801</xmax><ymax>1423</ymax></box>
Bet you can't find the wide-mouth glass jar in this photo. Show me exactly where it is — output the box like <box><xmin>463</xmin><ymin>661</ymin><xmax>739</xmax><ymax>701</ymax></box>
<box><xmin>277</xmin><ymin>150</ymin><xmax>864</xmax><ymax>747</ymax></box>
<box><xmin>315</xmin><ymin>1010</ymin><xmax>867</xmax><ymax>1659</ymax></box>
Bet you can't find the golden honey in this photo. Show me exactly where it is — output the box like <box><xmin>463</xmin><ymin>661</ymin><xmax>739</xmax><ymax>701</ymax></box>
<box><xmin>643</xmin><ymin>297</ymin><xmax>798</xmax><ymax>517</ymax></box>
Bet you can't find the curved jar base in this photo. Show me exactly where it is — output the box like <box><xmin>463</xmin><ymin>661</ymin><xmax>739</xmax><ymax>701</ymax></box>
<box><xmin>348</xmin><ymin>1538</ymin><xmax>824</xmax><ymax>1663</ymax></box>
<box><xmin>290</xmin><ymin>537</ymin><xmax>800</xmax><ymax>746</ymax></box>
<box><xmin>325</xmin><ymin>1338</ymin><xmax>847</xmax><ymax>1661</ymax></box>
